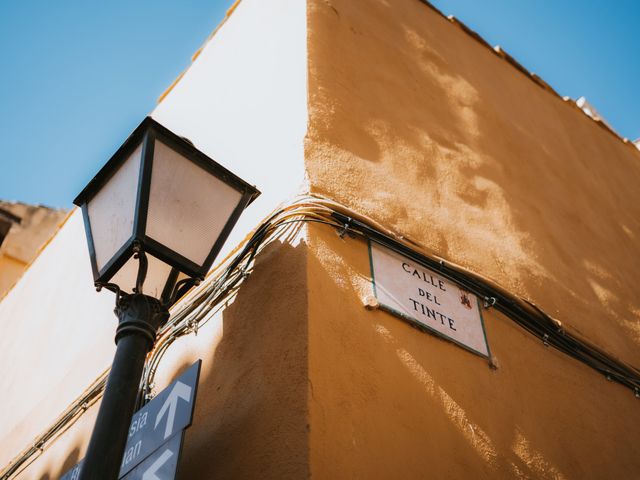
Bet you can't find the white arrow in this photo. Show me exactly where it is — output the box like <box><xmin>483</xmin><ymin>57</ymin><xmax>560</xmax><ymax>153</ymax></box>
<box><xmin>141</xmin><ymin>448</ymin><xmax>173</xmax><ymax>480</ymax></box>
<box><xmin>154</xmin><ymin>381</ymin><xmax>192</xmax><ymax>439</ymax></box>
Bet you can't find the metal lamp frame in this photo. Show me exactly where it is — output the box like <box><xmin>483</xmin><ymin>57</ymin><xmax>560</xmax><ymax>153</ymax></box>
<box><xmin>74</xmin><ymin>116</ymin><xmax>260</xmax><ymax>291</ymax></box>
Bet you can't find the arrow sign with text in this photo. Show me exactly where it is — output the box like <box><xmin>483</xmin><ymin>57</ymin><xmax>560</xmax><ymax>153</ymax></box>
<box><xmin>119</xmin><ymin>360</ymin><xmax>200</xmax><ymax>477</ymax></box>
<box><xmin>155</xmin><ymin>381</ymin><xmax>192</xmax><ymax>440</ymax></box>
<box><xmin>120</xmin><ymin>432</ymin><xmax>183</xmax><ymax>480</ymax></box>
<box><xmin>59</xmin><ymin>360</ymin><xmax>201</xmax><ymax>480</ymax></box>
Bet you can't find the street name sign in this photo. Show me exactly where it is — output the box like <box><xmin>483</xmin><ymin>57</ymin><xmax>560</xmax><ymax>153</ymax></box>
<box><xmin>121</xmin><ymin>433</ymin><xmax>183</xmax><ymax>480</ymax></box>
<box><xmin>368</xmin><ymin>241</ymin><xmax>490</xmax><ymax>357</ymax></box>
<box><xmin>119</xmin><ymin>360</ymin><xmax>200</xmax><ymax>477</ymax></box>
<box><xmin>60</xmin><ymin>360</ymin><xmax>201</xmax><ymax>480</ymax></box>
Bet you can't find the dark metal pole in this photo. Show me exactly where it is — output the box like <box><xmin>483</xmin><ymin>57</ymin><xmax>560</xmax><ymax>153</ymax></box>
<box><xmin>79</xmin><ymin>293</ymin><xmax>168</xmax><ymax>480</ymax></box>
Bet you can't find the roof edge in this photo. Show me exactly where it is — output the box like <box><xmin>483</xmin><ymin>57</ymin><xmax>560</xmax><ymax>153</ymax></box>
<box><xmin>419</xmin><ymin>0</ymin><xmax>639</xmax><ymax>155</ymax></box>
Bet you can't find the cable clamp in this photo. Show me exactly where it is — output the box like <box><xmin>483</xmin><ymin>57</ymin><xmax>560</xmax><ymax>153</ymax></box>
<box><xmin>144</xmin><ymin>383</ymin><xmax>156</xmax><ymax>402</ymax></box>
<box><xmin>337</xmin><ymin>217</ymin><xmax>353</xmax><ymax>239</ymax></box>
<box><xmin>187</xmin><ymin>318</ymin><xmax>199</xmax><ymax>336</ymax></box>
<box><xmin>542</xmin><ymin>333</ymin><xmax>549</xmax><ymax>347</ymax></box>
<box><xmin>483</xmin><ymin>297</ymin><xmax>496</xmax><ymax>309</ymax></box>
<box><xmin>241</xmin><ymin>269</ymin><xmax>251</xmax><ymax>280</ymax></box>
<box><xmin>488</xmin><ymin>356</ymin><xmax>499</xmax><ymax>370</ymax></box>
<box><xmin>363</xmin><ymin>294</ymin><xmax>379</xmax><ymax>310</ymax></box>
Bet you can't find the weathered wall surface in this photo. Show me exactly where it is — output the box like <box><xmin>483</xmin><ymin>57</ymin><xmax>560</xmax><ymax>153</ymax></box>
<box><xmin>15</xmin><ymin>237</ymin><xmax>310</xmax><ymax>480</ymax></box>
<box><xmin>305</xmin><ymin>0</ymin><xmax>640</xmax><ymax>478</ymax></box>
<box><xmin>152</xmin><ymin>240</ymin><xmax>309</xmax><ymax>480</ymax></box>
<box><xmin>307</xmin><ymin>224</ymin><xmax>640</xmax><ymax>479</ymax></box>
<box><xmin>305</xmin><ymin>0</ymin><xmax>640</xmax><ymax>366</ymax></box>
<box><xmin>1</xmin><ymin>0</ymin><xmax>310</xmax><ymax>477</ymax></box>
<box><xmin>0</xmin><ymin>201</ymin><xmax>67</xmax><ymax>296</ymax></box>
<box><xmin>4</xmin><ymin>0</ymin><xmax>640</xmax><ymax>478</ymax></box>
<box><xmin>0</xmin><ymin>211</ymin><xmax>116</xmax><ymax>469</ymax></box>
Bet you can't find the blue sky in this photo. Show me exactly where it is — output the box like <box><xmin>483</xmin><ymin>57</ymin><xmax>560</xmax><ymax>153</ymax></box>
<box><xmin>1</xmin><ymin>0</ymin><xmax>638</xmax><ymax>208</ymax></box>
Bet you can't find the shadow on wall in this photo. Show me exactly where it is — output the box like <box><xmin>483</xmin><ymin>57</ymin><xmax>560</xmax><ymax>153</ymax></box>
<box><xmin>176</xmin><ymin>240</ymin><xmax>310</xmax><ymax>479</ymax></box>
<box><xmin>28</xmin><ymin>240</ymin><xmax>309</xmax><ymax>480</ymax></box>
<box><xmin>306</xmin><ymin>226</ymin><xmax>640</xmax><ymax>479</ymax></box>
<box><xmin>305</xmin><ymin>0</ymin><xmax>640</xmax><ymax>365</ymax></box>
<box><xmin>25</xmin><ymin>446</ymin><xmax>81</xmax><ymax>480</ymax></box>
<box><xmin>369</xmin><ymin>318</ymin><xmax>572</xmax><ymax>479</ymax></box>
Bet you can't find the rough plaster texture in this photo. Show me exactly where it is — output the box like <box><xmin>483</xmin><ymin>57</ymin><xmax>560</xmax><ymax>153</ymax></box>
<box><xmin>305</xmin><ymin>0</ymin><xmax>640</xmax><ymax>367</ymax></box>
<box><xmin>3</xmin><ymin>0</ymin><xmax>640</xmax><ymax>478</ymax></box>
<box><xmin>0</xmin><ymin>201</ymin><xmax>67</xmax><ymax>296</ymax></box>
<box><xmin>307</xmin><ymin>225</ymin><xmax>640</xmax><ymax>479</ymax></box>
<box><xmin>0</xmin><ymin>211</ymin><xmax>116</xmax><ymax>469</ymax></box>
<box><xmin>305</xmin><ymin>0</ymin><xmax>640</xmax><ymax>477</ymax></box>
<box><xmin>17</xmin><ymin>238</ymin><xmax>309</xmax><ymax>480</ymax></box>
<box><xmin>1</xmin><ymin>0</ymin><xmax>309</xmax><ymax>477</ymax></box>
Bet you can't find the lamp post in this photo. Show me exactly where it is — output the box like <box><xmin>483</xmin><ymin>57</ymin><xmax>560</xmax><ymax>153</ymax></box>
<box><xmin>73</xmin><ymin>117</ymin><xmax>259</xmax><ymax>479</ymax></box>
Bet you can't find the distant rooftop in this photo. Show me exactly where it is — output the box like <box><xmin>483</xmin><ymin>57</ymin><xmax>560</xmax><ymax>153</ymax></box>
<box><xmin>0</xmin><ymin>200</ymin><xmax>68</xmax><ymax>297</ymax></box>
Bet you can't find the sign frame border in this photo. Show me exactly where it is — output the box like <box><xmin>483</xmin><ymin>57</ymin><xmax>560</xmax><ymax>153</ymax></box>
<box><xmin>367</xmin><ymin>239</ymin><xmax>492</xmax><ymax>359</ymax></box>
<box><xmin>120</xmin><ymin>430</ymin><xmax>186</xmax><ymax>480</ymax></box>
<box><xmin>119</xmin><ymin>359</ymin><xmax>202</xmax><ymax>478</ymax></box>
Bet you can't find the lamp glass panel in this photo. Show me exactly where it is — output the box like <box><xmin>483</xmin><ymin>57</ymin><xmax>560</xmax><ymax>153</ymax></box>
<box><xmin>110</xmin><ymin>253</ymin><xmax>188</xmax><ymax>298</ymax></box>
<box><xmin>146</xmin><ymin>140</ymin><xmax>243</xmax><ymax>267</ymax></box>
<box><xmin>87</xmin><ymin>144</ymin><xmax>142</xmax><ymax>271</ymax></box>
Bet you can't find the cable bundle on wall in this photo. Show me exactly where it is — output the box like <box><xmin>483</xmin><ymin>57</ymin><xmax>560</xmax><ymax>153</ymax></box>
<box><xmin>3</xmin><ymin>194</ymin><xmax>639</xmax><ymax>478</ymax></box>
<box><xmin>0</xmin><ymin>371</ymin><xmax>109</xmax><ymax>479</ymax></box>
<box><xmin>327</xmin><ymin>210</ymin><xmax>640</xmax><ymax>393</ymax></box>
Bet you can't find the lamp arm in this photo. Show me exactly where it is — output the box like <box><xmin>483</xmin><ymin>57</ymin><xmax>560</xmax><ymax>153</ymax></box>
<box><xmin>167</xmin><ymin>277</ymin><xmax>199</xmax><ymax>306</ymax></box>
<box><xmin>133</xmin><ymin>243</ymin><xmax>148</xmax><ymax>294</ymax></box>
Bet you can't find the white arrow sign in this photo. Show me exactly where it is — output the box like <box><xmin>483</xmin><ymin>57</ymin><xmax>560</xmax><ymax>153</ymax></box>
<box><xmin>59</xmin><ymin>361</ymin><xmax>201</xmax><ymax>480</ymax></box>
<box><xmin>119</xmin><ymin>433</ymin><xmax>183</xmax><ymax>480</ymax></box>
<box><xmin>141</xmin><ymin>449</ymin><xmax>173</xmax><ymax>480</ymax></box>
<box><xmin>154</xmin><ymin>381</ymin><xmax>192</xmax><ymax>440</ymax></box>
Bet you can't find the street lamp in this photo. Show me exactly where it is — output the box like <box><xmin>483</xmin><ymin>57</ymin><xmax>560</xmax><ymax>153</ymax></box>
<box><xmin>73</xmin><ymin>117</ymin><xmax>259</xmax><ymax>479</ymax></box>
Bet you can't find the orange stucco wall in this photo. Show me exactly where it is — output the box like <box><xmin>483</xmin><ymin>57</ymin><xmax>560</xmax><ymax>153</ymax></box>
<box><xmin>305</xmin><ymin>0</ymin><xmax>640</xmax><ymax>478</ymax></box>
<box><xmin>305</xmin><ymin>0</ymin><xmax>640</xmax><ymax>367</ymax></box>
<box><xmin>0</xmin><ymin>255</ymin><xmax>26</xmax><ymax>296</ymax></box>
<box><xmin>4</xmin><ymin>1</ymin><xmax>640</xmax><ymax>478</ymax></box>
<box><xmin>0</xmin><ymin>202</ymin><xmax>67</xmax><ymax>297</ymax></box>
<box><xmin>1</xmin><ymin>1</ymin><xmax>310</xmax><ymax>477</ymax></box>
<box><xmin>307</xmin><ymin>225</ymin><xmax>640</xmax><ymax>479</ymax></box>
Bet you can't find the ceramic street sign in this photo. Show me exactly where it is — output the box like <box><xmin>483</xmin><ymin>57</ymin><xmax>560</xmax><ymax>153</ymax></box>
<box><xmin>59</xmin><ymin>360</ymin><xmax>201</xmax><ymax>480</ymax></box>
<box><xmin>368</xmin><ymin>241</ymin><xmax>490</xmax><ymax>357</ymax></box>
<box><xmin>121</xmin><ymin>433</ymin><xmax>183</xmax><ymax>480</ymax></box>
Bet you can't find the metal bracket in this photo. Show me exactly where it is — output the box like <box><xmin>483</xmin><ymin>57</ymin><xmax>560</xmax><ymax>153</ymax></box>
<box><xmin>95</xmin><ymin>282</ymin><xmax>123</xmax><ymax>302</ymax></box>
<box><xmin>483</xmin><ymin>296</ymin><xmax>497</xmax><ymax>309</ymax></box>
<box><xmin>132</xmin><ymin>242</ymin><xmax>148</xmax><ymax>294</ymax></box>
<box><xmin>114</xmin><ymin>293</ymin><xmax>169</xmax><ymax>348</ymax></box>
<box><xmin>337</xmin><ymin>217</ymin><xmax>355</xmax><ymax>239</ymax></box>
<box><xmin>187</xmin><ymin>318</ymin><xmax>199</xmax><ymax>336</ymax></box>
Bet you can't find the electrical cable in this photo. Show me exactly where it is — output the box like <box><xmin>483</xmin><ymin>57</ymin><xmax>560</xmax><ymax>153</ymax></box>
<box><xmin>3</xmin><ymin>194</ymin><xmax>639</xmax><ymax>478</ymax></box>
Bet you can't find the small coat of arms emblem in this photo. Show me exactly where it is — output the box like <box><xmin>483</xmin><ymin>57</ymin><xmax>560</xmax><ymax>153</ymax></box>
<box><xmin>459</xmin><ymin>289</ymin><xmax>472</xmax><ymax>309</ymax></box>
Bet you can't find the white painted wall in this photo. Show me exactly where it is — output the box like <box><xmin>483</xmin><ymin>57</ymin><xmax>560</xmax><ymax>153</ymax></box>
<box><xmin>152</xmin><ymin>0</ymin><xmax>308</xmax><ymax>260</ymax></box>
<box><xmin>0</xmin><ymin>211</ymin><xmax>116</xmax><ymax>466</ymax></box>
<box><xmin>0</xmin><ymin>0</ymin><xmax>308</xmax><ymax>468</ymax></box>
